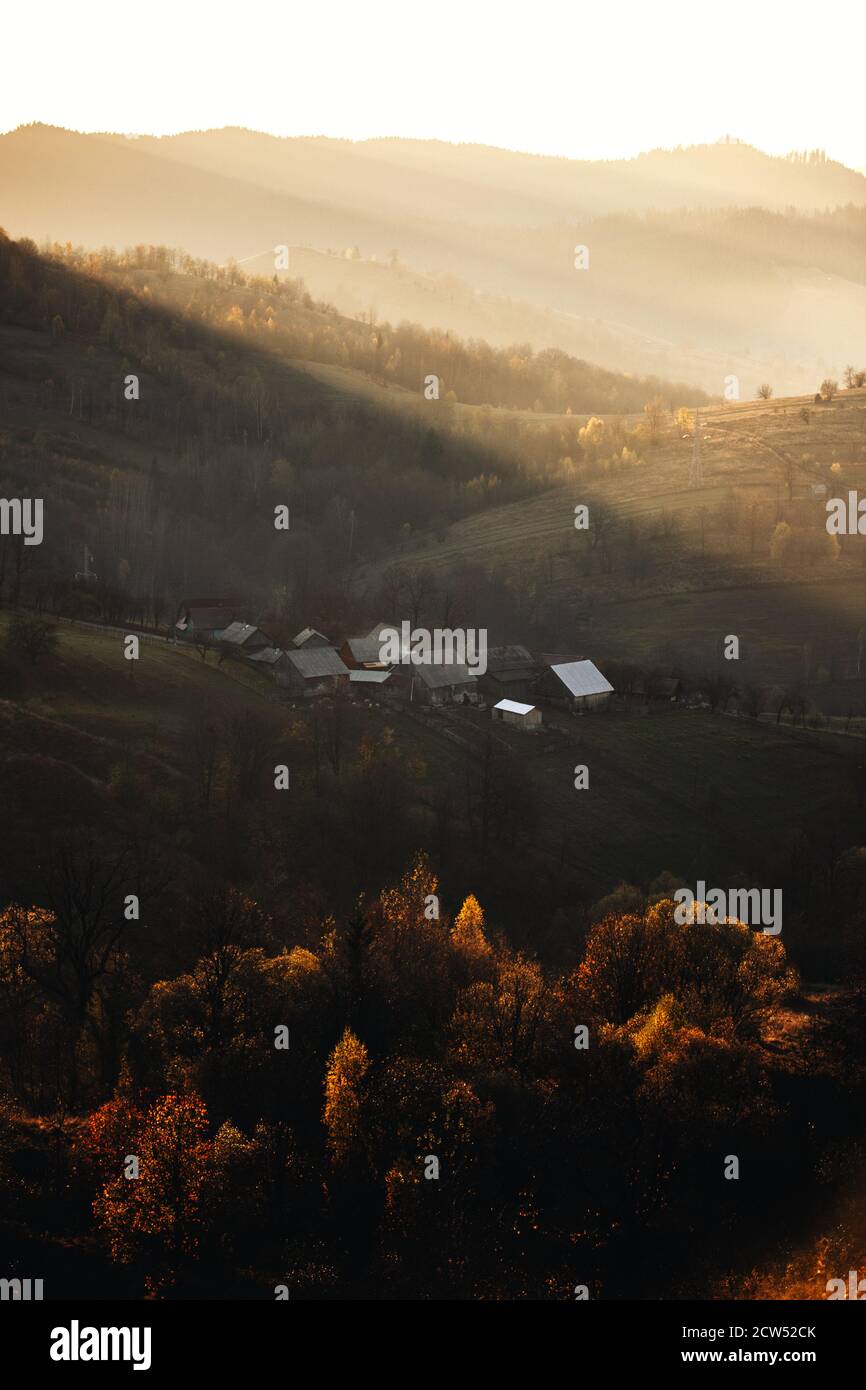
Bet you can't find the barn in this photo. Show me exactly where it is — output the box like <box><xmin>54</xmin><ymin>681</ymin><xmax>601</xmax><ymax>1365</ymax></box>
<box><xmin>492</xmin><ymin>698</ymin><xmax>542</xmax><ymax>729</ymax></box>
<box><xmin>479</xmin><ymin>644</ymin><xmax>537</xmax><ymax>703</ymax></box>
<box><xmin>276</xmin><ymin>646</ymin><xmax>350</xmax><ymax>697</ymax></box>
<box><xmin>543</xmin><ymin>659</ymin><xmax>613</xmax><ymax>709</ymax></box>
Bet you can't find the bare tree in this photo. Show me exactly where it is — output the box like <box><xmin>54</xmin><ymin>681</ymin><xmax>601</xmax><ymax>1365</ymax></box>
<box><xmin>7</xmin><ymin>613</ymin><xmax>58</xmax><ymax>664</ymax></box>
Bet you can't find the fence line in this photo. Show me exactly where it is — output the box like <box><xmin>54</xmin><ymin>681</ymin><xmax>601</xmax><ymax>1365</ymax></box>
<box><xmin>51</xmin><ymin>614</ymin><xmax>174</xmax><ymax>645</ymax></box>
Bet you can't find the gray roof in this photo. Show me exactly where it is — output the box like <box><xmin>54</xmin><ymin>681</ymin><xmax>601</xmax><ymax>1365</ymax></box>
<box><xmin>486</xmin><ymin>644</ymin><xmax>534</xmax><ymax>670</ymax></box>
<box><xmin>346</xmin><ymin>636</ymin><xmax>389</xmax><ymax>665</ymax></box>
<box><xmin>550</xmin><ymin>660</ymin><xmax>613</xmax><ymax>698</ymax></box>
<box><xmin>286</xmin><ymin>647</ymin><xmax>350</xmax><ymax>679</ymax></box>
<box><xmin>414</xmin><ymin>663</ymin><xmax>478</xmax><ymax>690</ymax></box>
<box><xmin>220</xmin><ymin>621</ymin><xmax>270</xmax><ymax>647</ymax></box>
<box><xmin>349</xmin><ymin>668</ymin><xmax>392</xmax><ymax>684</ymax></box>
<box><xmin>494</xmin><ymin>698</ymin><xmax>536</xmax><ymax>715</ymax></box>
<box><xmin>292</xmin><ymin>627</ymin><xmax>331</xmax><ymax>648</ymax></box>
<box><xmin>248</xmin><ymin>646</ymin><xmax>286</xmax><ymax>666</ymax></box>
<box><xmin>486</xmin><ymin>665</ymin><xmax>536</xmax><ymax>684</ymax></box>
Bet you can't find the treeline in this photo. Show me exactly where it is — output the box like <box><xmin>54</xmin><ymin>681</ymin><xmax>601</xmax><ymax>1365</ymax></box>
<box><xmin>578</xmin><ymin>205</ymin><xmax>866</xmax><ymax>288</ymax></box>
<box><xmin>29</xmin><ymin>236</ymin><xmax>711</xmax><ymax>414</ymax></box>
<box><xmin>6</xmin><ymin>854</ymin><xmax>852</xmax><ymax>1300</ymax></box>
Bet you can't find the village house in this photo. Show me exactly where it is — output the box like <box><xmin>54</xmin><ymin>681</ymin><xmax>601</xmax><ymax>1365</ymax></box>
<box><xmin>627</xmin><ymin>673</ymin><xmax>683</xmax><ymax>704</ymax></box>
<box><xmin>292</xmin><ymin>627</ymin><xmax>332</xmax><ymax>649</ymax></box>
<box><xmin>492</xmin><ymin>698</ymin><xmax>542</xmax><ymax>729</ymax></box>
<box><xmin>276</xmin><ymin>645</ymin><xmax>350</xmax><ymax>697</ymax></box>
<box><xmin>478</xmin><ymin>644</ymin><xmax>538</xmax><ymax>703</ymax></box>
<box><xmin>348</xmin><ymin>668</ymin><xmax>394</xmax><ymax>699</ymax></box>
<box><xmin>175</xmin><ymin>602</ymin><xmax>234</xmax><ymax>644</ymax></box>
<box><xmin>409</xmin><ymin>662</ymin><xmax>479</xmax><ymax>706</ymax></box>
<box><xmin>541</xmin><ymin>659</ymin><xmax>614</xmax><ymax>710</ymax></box>
<box><xmin>339</xmin><ymin>621</ymin><xmax>394</xmax><ymax>670</ymax></box>
<box><xmin>219</xmin><ymin>620</ymin><xmax>273</xmax><ymax>655</ymax></box>
<box><xmin>247</xmin><ymin>646</ymin><xmax>290</xmax><ymax>676</ymax></box>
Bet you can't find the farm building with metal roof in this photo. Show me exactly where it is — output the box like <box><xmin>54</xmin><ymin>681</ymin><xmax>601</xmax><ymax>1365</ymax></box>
<box><xmin>276</xmin><ymin>645</ymin><xmax>350</xmax><ymax>697</ymax></box>
<box><xmin>492</xmin><ymin>698</ymin><xmax>542</xmax><ymax>728</ymax></box>
<box><xmin>292</xmin><ymin>627</ymin><xmax>332</xmax><ymax>649</ymax></box>
<box><xmin>543</xmin><ymin>659</ymin><xmax>614</xmax><ymax>708</ymax></box>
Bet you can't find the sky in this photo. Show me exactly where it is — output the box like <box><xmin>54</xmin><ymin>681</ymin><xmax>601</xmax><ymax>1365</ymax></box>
<box><xmin>4</xmin><ymin>0</ymin><xmax>864</xmax><ymax>168</ymax></box>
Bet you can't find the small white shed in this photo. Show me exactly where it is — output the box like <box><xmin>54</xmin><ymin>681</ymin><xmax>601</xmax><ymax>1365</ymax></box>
<box><xmin>492</xmin><ymin>698</ymin><xmax>543</xmax><ymax>729</ymax></box>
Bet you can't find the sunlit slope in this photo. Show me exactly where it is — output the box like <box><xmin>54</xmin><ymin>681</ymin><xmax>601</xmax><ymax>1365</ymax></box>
<box><xmin>371</xmin><ymin>392</ymin><xmax>866</xmax><ymax>567</ymax></box>
<box><xmin>362</xmin><ymin>390</ymin><xmax>866</xmax><ymax>696</ymax></box>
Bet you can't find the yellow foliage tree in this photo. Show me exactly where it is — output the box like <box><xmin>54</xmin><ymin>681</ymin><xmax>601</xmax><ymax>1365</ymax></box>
<box><xmin>451</xmin><ymin>894</ymin><xmax>491</xmax><ymax>959</ymax></box>
<box><xmin>323</xmin><ymin>1028</ymin><xmax>370</xmax><ymax>1165</ymax></box>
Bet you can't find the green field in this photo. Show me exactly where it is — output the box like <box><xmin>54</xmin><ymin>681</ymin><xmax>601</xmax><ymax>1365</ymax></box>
<box><xmin>2</xmin><ymin>614</ymin><xmax>864</xmax><ymax>928</ymax></box>
<box><xmin>396</xmin><ymin>700</ymin><xmax>864</xmax><ymax>897</ymax></box>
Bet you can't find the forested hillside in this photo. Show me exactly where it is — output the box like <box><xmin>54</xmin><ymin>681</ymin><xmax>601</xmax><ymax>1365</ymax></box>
<box><xmin>0</xmin><ymin>232</ymin><xmax>704</xmax><ymax>636</ymax></box>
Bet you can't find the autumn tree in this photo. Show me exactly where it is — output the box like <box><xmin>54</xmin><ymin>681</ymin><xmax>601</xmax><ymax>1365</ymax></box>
<box><xmin>92</xmin><ymin>1092</ymin><xmax>211</xmax><ymax>1288</ymax></box>
<box><xmin>450</xmin><ymin>894</ymin><xmax>493</xmax><ymax>979</ymax></box>
<box><xmin>323</xmin><ymin>1027</ymin><xmax>370</xmax><ymax>1167</ymax></box>
<box><xmin>0</xmin><ymin>905</ymin><xmax>71</xmax><ymax>1109</ymax></box>
<box><xmin>577</xmin><ymin>899</ymin><xmax>796</xmax><ymax>1037</ymax></box>
<box><xmin>450</xmin><ymin>950</ymin><xmax>564</xmax><ymax>1070</ymax></box>
<box><xmin>365</xmin><ymin>854</ymin><xmax>453</xmax><ymax>1043</ymax></box>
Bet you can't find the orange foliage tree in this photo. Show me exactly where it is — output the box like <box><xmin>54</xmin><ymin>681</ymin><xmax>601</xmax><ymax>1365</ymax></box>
<box><xmin>92</xmin><ymin>1092</ymin><xmax>211</xmax><ymax>1282</ymax></box>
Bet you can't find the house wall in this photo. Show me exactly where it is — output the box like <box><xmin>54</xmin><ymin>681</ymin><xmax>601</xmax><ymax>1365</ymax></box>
<box><xmin>494</xmin><ymin>707</ymin><xmax>542</xmax><ymax>728</ymax></box>
<box><xmin>419</xmin><ymin>683</ymin><xmax>446</xmax><ymax>706</ymax></box>
<box><xmin>479</xmin><ymin>673</ymin><xmax>536</xmax><ymax>702</ymax></box>
<box><xmin>417</xmin><ymin>681</ymin><xmax>478</xmax><ymax>706</ymax></box>
<box><xmin>574</xmin><ymin>692</ymin><xmax>611</xmax><ymax>710</ymax></box>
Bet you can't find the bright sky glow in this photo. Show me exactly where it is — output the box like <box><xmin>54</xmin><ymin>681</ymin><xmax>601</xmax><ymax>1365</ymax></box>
<box><xmin>4</xmin><ymin>0</ymin><xmax>864</xmax><ymax>168</ymax></box>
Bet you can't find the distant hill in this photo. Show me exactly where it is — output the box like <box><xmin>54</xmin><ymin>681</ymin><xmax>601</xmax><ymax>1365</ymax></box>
<box><xmin>3</xmin><ymin>125</ymin><xmax>865</xmax><ymax>394</ymax></box>
<box><xmin>100</xmin><ymin>129</ymin><xmax>866</xmax><ymax>224</ymax></box>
